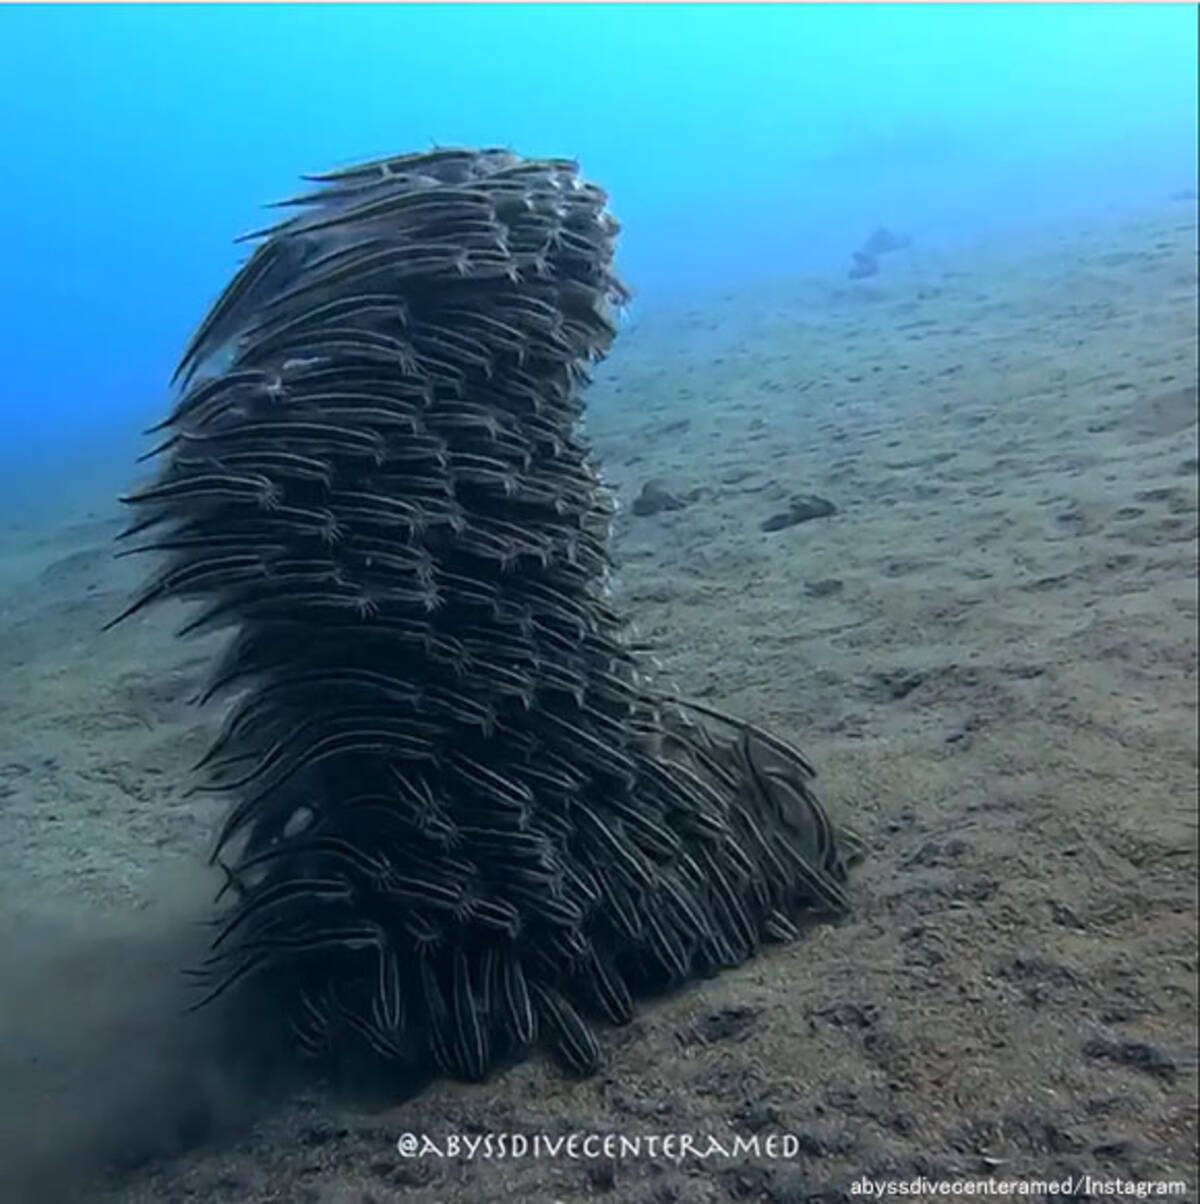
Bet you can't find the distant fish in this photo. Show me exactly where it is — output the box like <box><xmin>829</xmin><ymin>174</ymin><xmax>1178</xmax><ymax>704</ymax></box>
<box><xmin>848</xmin><ymin>250</ymin><xmax>879</xmax><ymax>280</ymax></box>
<box><xmin>847</xmin><ymin>226</ymin><xmax>910</xmax><ymax>279</ymax></box>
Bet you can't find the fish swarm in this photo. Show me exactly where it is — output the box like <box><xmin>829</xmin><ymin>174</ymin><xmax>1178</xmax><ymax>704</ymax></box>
<box><xmin>110</xmin><ymin>147</ymin><xmax>860</xmax><ymax>1081</ymax></box>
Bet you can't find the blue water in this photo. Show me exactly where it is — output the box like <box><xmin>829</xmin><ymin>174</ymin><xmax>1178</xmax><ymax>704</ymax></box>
<box><xmin>0</xmin><ymin>3</ymin><xmax>1195</xmax><ymax>494</ymax></box>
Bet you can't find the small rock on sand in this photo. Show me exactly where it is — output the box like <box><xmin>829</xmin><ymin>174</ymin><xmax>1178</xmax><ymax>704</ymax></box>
<box><xmin>632</xmin><ymin>479</ymin><xmax>687</xmax><ymax>517</ymax></box>
<box><xmin>761</xmin><ymin>495</ymin><xmax>838</xmax><ymax>532</ymax></box>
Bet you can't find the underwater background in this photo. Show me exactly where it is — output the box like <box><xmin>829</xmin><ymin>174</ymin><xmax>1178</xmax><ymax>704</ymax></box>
<box><xmin>0</xmin><ymin>3</ymin><xmax>1195</xmax><ymax>513</ymax></box>
<box><xmin>0</xmin><ymin>5</ymin><xmax>1196</xmax><ymax>1204</ymax></box>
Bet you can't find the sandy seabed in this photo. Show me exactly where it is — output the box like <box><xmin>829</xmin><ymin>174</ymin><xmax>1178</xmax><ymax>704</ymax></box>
<box><xmin>0</xmin><ymin>200</ymin><xmax>1196</xmax><ymax>1204</ymax></box>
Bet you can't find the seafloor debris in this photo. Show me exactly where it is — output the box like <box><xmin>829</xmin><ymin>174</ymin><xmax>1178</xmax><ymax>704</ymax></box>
<box><xmin>631</xmin><ymin>478</ymin><xmax>687</xmax><ymax>517</ymax></box>
<box><xmin>762</xmin><ymin>494</ymin><xmax>838</xmax><ymax>532</ymax></box>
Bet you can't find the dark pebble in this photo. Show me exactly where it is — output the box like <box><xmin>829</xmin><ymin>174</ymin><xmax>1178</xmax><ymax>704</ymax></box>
<box><xmin>805</xmin><ymin>578</ymin><xmax>843</xmax><ymax>598</ymax></box>
<box><xmin>632</xmin><ymin>479</ymin><xmax>687</xmax><ymax>517</ymax></box>
<box><xmin>1082</xmin><ymin>1036</ymin><xmax>1180</xmax><ymax>1081</ymax></box>
<box><xmin>761</xmin><ymin>495</ymin><xmax>837</xmax><ymax>532</ymax></box>
<box><xmin>587</xmin><ymin>1159</ymin><xmax>617</xmax><ymax>1190</ymax></box>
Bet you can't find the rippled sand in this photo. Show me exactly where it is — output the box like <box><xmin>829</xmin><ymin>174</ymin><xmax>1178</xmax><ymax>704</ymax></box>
<box><xmin>1</xmin><ymin>199</ymin><xmax>1195</xmax><ymax>1204</ymax></box>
